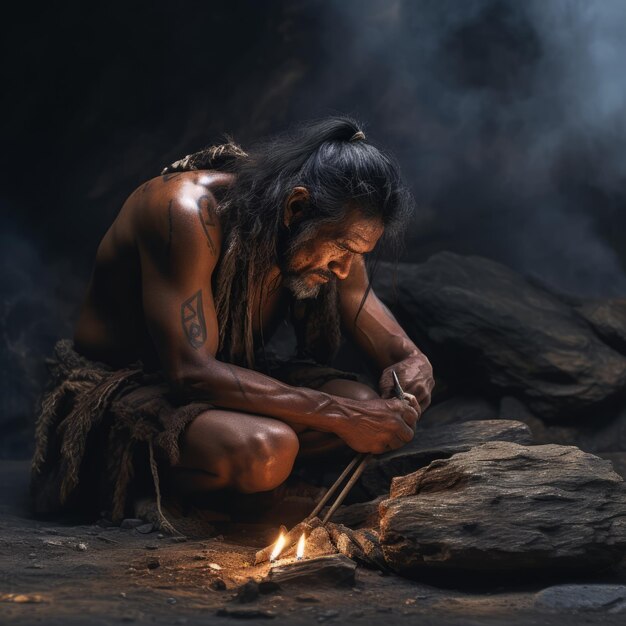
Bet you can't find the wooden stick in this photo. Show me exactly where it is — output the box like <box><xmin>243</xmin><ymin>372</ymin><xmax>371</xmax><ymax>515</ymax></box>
<box><xmin>306</xmin><ymin>453</ymin><xmax>363</xmax><ymax>521</ymax></box>
<box><xmin>321</xmin><ymin>453</ymin><xmax>371</xmax><ymax>524</ymax></box>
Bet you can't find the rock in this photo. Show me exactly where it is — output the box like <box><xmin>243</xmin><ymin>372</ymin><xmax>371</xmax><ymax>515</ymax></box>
<box><xmin>373</xmin><ymin>254</ymin><xmax>626</xmax><ymax>419</ymax></box>
<box><xmin>316</xmin><ymin>609</ymin><xmax>339</xmax><ymax>622</ymax></box>
<box><xmin>216</xmin><ymin>607</ymin><xmax>275</xmax><ymax>619</ymax></box>
<box><xmin>135</xmin><ymin>523</ymin><xmax>154</xmax><ymax>534</ymax></box>
<box><xmin>120</xmin><ymin>518</ymin><xmax>144</xmax><ymax>529</ymax></box>
<box><xmin>534</xmin><ymin>584</ymin><xmax>626</xmax><ymax>612</ymax></box>
<box><xmin>361</xmin><ymin>420</ymin><xmax>532</xmax><ymax>497</ymax></box>
<box><xmin>268</xmin><ymin>554</ymin><xmax>356</xmax><ymax>587</ymax></box>
<box><xmin>379</xmin><ymin>441</ymin><xmax>626</xmax><ymax>575</ymax></box>
<box><xmin>210</xmin><ymin>579</ymin><xmax>226</xmax><ymax>591</ymax></box>
<box><xmin>146</xmin><ymin>557</ymin><xmax>160</xmax><ymax>570</ymax></box>
<box><xmin>233</xmin><ymin>580</ymin><xmax>260</xmax><ymax>604</ymax></box>
<box><xmin>500</xmin><ymin>395</ymin><xmax>626</xmax><ymax>454</ymax></box>
<box><xmin>419</xmin><ymin>396</ymin><xmax>499</xmax><ymax>429</ymax></box>
<box><xmin>576</xmin><ymin>299</ymin><xmax>626</xmax><ymax>356</ymax></box>
<box><xmin>166</xmin><ymin>597</ymin><xmax>177</xmax><ymax>605</ymax></box>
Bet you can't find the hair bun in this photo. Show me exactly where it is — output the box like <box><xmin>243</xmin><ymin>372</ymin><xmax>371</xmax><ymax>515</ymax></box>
<box><xmin>349</xmin><ymin>130</ymin><xmax>366</xmax><ymax>142</ymax></box>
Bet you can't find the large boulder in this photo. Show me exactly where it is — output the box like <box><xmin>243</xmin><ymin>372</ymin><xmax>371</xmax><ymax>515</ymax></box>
<box><xmin>576</xmin><ymin>298</ymin><xmax>626</xmax><ymax>357</ymax></box>
<box><xmin>373</xmin><ymin>253</ymin><xmax>626</xmax><ymax>419</ymax></box>
<box><xmin>361</xmin><ymin>419</ymin><xmax>532</xmax><ymax>497</ymax></box>
<box><xmin>379</xmin><ymin>441</ymin><xmax>626</xmax><ymax>576</ymax></box>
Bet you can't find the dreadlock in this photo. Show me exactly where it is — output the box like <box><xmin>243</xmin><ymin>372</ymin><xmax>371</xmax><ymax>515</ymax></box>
<box><xmin>161</xmin><ymin>116</ymin><xmax>415</xmax><ymax>369</ymax></box>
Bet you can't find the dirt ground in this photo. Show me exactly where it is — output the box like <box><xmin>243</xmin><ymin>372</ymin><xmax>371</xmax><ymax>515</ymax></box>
<box><xmin>2</xmin><ymin>460</ymin><xmax>626</xmax><ymax>626</ymax></box>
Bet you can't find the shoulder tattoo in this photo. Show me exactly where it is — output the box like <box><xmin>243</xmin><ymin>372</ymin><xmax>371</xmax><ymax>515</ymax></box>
<box><xmin>196</xmin><ymin>195</ymin><xmax>217</xmax><ymax>255</ymax></box>
<box><xmin>181</xmin><ymin>290</ymin><xmax>207</xmax><ymax>349</ymax></box>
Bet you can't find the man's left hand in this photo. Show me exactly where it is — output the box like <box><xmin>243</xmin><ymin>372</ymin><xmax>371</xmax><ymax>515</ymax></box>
<box><xmin>379</xmin><ymin>353</ymin><xmax>435</xmax><ymax>414</ymax></box>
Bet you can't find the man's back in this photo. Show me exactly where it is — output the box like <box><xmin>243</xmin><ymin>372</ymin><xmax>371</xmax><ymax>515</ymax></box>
<box><xmin>74</xmin><ymin>170</ymin><xmax>236</xmax><ymax>370</ymax></box>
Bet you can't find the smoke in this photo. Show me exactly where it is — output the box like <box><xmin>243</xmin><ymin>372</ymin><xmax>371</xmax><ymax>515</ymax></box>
<box><xmin>0</xmin><ymin>217</ymin><xmax>83</xmax><ymax>457</ymax></box>
<box><xmin>297</xmin><ymin>0</ymin><xmax>626</xmax><ymax>296</ymax></box>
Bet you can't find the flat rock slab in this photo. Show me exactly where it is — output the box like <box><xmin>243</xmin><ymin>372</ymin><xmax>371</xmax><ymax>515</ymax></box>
<box><xmin>373</xmin><ymin>254</ymin><xmax>626</xmax><ymax>419</ymax></box>
<box><xmin>379</xmin><ymin>441</ymin><xmax>626</xmax><ymax>575</ymax></box>
<box><xmin>535</xmin><ymin>585</ymin><xmax>626</xmax><ymax>613</ymax></box>
<box><xmin>361</xmin><ymin>420</ymin><xmax>532</xmax><ymax>497</ymax></box>
<box><xmin>268</xmin><ymin>554</ymin><xmax>356</xmax><ymax>587</ymax></box>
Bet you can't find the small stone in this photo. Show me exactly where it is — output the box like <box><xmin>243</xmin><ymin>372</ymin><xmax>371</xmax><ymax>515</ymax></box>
<box><xmin>145</xmin><ymin>544</ymin><xmax>159</xmax><ymax>550</ymax></box>
<box><xmin>210</xmin><ymin>579</ymin><xmax>226</xmax><ymax>591</ymax></box>
<box><xmin>192</xmin><ymin>554</ymin><xmax>207</xmax><ymax>561</ymax></box>
<box><xmin>127</xmin><ymin>567</ymin><xmax>137</xmax><ymax>573</ymax></box>
<box><xmin>135</xmin><ymin>523</ymin><xmax>154</xmax><ymax>534</ymax></box>
<box><xmin>157</xmin><ymin>533</ymin><xmax>165</xmax><ymax>539</ymax></box>
<box><xmin>166</xmin><ymin>597</ymin><xmax>177</xmax><ymax>605</ymax></box>
<box><xmin>216</xmin><ymin>608</ymin><xmax>275</xmax><ymax>619</ymax></box>
<box><xmin>28</xmin><ymin>553</ymin><xmax>37</xmax><ymax>558</ymax></box>
<box><xmin>404</xmin><ymin>598</ymin><xmax>416</xmax><ymax>605</ymax></box>
<box><xmin>535</xmin><ymin>584</ymin><xmax>626</xmax><ymax>612</ymax></box>
<box><xmin>120</xmin><ymin>592</ymin><xmax>127</xmax><ymax>598</ymax></box>
<box><xmin>121</xmin><ymin>518</ymin><xmax>144</xmax><ymax>529</ymax></box>
<box><xmin>234</xmin><ymin>580</ymin><xmax>260</xmax><ymax>603</ymax></box>
<box><xmin>317</xmin><ymin>610</ymin><xmax>339</xmax><ymax>622</ymax></box>
<box><xmin>146</xmin><ymin>557</ymin><xmax>160</xmax><ymax>570</ymax></box>
<box><xmin>76</xmin><ymin>543</ymin><xmax>88</xmax><ymax>551</ymax></box>
<box><xmin>208</xmin><ymin>562</ymin><xmax>222</xmax><ymax>570</ymax></box>
<box><xmin>27</xmin><ymin>563</ymin><xmax>44</xmax><ymax>569</ymax></box>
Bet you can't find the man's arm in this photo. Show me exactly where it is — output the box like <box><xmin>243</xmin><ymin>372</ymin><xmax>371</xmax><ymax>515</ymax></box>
<box><xmin>135</xmin><ymin>184</ymin><xmax>417</xmax><ymax>453</ymax></box>
<box><xmin>338</xmin><ymin>255</ymin><xmax>435</xmax><ymax>410</ymax></box>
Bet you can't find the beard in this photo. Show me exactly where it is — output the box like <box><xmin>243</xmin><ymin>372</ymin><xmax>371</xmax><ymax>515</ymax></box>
<box><xmin>281</xmin><ymin>271</ymin><xmax>327</xmax><ymax>300</ymax></box>
<box><xmin>276</xmin><ymin>224</ymin><xmax>334</xmax><ymax>300</ymax></box>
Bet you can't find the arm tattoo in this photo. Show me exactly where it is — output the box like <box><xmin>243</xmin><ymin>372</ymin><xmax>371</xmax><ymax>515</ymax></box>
<box><xmin>197</xmin><ymin>195</ymin><xmax>217</xmax><ymax>255</ymax></box>
<box><xmin>181</xmin><ymin>290</ymin><xmax>207</xmax><ymax>349</ymax></box>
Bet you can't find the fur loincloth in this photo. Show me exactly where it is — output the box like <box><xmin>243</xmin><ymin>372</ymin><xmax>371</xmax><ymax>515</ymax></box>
<box><xmin>30</xmin><ymin>339</ymin><xmax>361</xmax><ymax>527</ymax></box>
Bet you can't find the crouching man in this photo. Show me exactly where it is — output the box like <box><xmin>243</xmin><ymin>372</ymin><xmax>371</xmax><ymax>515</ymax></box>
<box><xmin>31</xmin><ymin>116</ymin><xmax>434</xmax><ymax>524</ymax></box>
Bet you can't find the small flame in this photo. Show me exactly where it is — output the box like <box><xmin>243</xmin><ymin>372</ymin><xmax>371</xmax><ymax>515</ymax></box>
<box><xmin>269</xmin><ymin>532</ymin><xmax>286</xmax><ymax>562</ymax></box>
<box><xmin>296</xmin><ymin>533</ymin><xmax>306</xmax><ymax>560</ymax></box>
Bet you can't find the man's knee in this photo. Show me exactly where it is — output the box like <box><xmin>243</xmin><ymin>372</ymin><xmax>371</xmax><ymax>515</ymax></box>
<box><xmin>232</xmin><ymin>422</ymin><xmax>300</xmax><ymax>494</ymax></box>
<box><xmin>318</xmin><ymin>378</ymin><xmax>379</xmax><ymax>402</ymax></box>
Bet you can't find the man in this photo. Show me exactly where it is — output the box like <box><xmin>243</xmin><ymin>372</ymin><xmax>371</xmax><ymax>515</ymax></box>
<box><xmin>31</xmin><ymin>116</ymin><xmax>434</xmax><ymax>522</ymax></box>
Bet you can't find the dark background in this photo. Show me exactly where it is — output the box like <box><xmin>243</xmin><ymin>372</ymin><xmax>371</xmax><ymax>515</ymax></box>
<box><xmin>2</xmin><ymin>0</ymin><xmax>626</xmax><ymax>458</ymax></box>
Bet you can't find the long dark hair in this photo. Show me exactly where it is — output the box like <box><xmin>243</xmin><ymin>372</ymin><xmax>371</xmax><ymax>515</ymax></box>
<box><xmin>162</xmin><ymin>115</ymin><xmax>415</xmax><ymax>368</ymax></box>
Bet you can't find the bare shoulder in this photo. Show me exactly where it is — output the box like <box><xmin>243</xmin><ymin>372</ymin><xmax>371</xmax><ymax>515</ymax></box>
<box><xmin>128</xmin><ymin>170</ymin><xmax>234</xmax><ymax>259</ymax></box>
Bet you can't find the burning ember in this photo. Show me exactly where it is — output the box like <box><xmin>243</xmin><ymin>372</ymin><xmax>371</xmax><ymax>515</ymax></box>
<box><xmin>296</xmin><ymin>533</ymin><xmax>305</xmax><ymax>560</ymax></box>
<box><xmin>269</xmin><ymin>531</ymin><xmax>286</xmax><ymax>563</ymax></box>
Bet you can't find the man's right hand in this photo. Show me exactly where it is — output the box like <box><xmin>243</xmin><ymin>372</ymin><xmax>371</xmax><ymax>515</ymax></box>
<box><xmin>334</xmin><ymin>397</ymin><xmax>420</xmax><ymax>454</ymax></box>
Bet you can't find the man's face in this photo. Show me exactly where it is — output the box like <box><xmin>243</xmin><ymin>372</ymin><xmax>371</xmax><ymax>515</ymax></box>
<box><xmin>279</xmin><ymin>209</ymin><xmax>384</xmax><ymax>299</ymax></box>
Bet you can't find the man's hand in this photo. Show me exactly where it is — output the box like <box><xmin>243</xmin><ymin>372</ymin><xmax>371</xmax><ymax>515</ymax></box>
<box><xmin>379</xmin><ymin>353</ymin><xmax>435</xmax><ymax>415</ymax></box>
<box><xmin>334</xmin><ymin>397</ymin><xmax>419</xmax><ymax>454</ymax></box>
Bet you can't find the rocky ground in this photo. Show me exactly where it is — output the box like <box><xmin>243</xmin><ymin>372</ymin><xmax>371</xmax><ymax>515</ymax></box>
<box><xmin>2</xmin><ymin>459</ymin><xmax>626</xmax><ymax>626</ymax></box>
